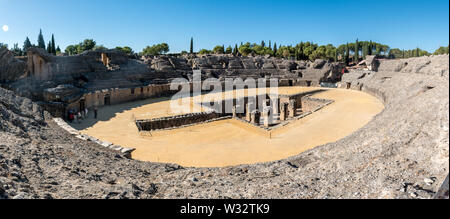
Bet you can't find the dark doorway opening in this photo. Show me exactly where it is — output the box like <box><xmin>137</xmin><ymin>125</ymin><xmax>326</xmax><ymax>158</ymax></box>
<box><xmin>289</xmin><ymin>80</ymin><xmax>293</xmax><ymax>86</ymax></box>
<box><xmin>346</xmin><ymin>83</ymin><xmax>351</xmax><ymax>89</ymax></box>
<box><xmin>104</xmin><ymin>95</ymin><xmax>111</xmax><ymax>106</ymax></box>
<box><xmin>306</xmin><ymin>81</ymin><xmax>312</xmax><ymax>87</ymax></box>
<box><xmin>79</xmin><ymin>99</ymin><xmax>86</xmax><ymax>113</ymax></box>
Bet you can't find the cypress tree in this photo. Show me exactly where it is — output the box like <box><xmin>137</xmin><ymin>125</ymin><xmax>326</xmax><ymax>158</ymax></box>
<box><xmin>37</xmin><ymin>29</ymin><xmax>46</xmax><ymax>49</ymax></box>
<box><xmin>233</xmin><ymin>44</ymin><xmax>238</xmax><ymax>56</ymax></box>
<box><xmin>345</xmin><ymin>43</ymin><xmax>350</xmax><ymax>65</ymax></box>
<box><xmin>334</xmin><ymin>50</ymin><xmax>338</xmax><ymax>62</ymax></box>
<box><xmin>362</xmin><ymin>43</ymin><xmax>368</xmax><ymax>60</ymax></box>
<box><xmin>416</xmin><ymin>48</ymin><xmax>420</xmax><ymax>57</ymax></box>
<box><xmin>273</xmin><ymin>42</ymin><xmax>277</xmax><ymax>56</ymax></box>
<box><xmin>261</xmin><ymin>41</ymin><xmax>265</xmax><ymax>47</ymax></box>
<box><xmin>47</xmin><ymin>41</ymin><xmax>52</xmax><ymax>54</ymax></box>
<box><xmin>354</xmin><ymin>39</ymin><xmax>359</xmax><ymax>63</ymax></box>
<box><xmin>23</xmin><ymin>37</ymin><xmax>32</xmax><ymax>52</ymax></box>
<box><xmin>56</xmin><ymin>46</ymin><xmax>61</xmax><ymax>54</ymax></box>
<box><xmin>190</xmin><ymin>37</ymin><xmax>194</xmax><ymax>54</ymax></box>
<box><xmin>51</xmin><ymin>34</ymin><xmax>56</xmax><ymax>55</ymax></box>
<box><xmin>268</xmin><ymin>40</ymin><xmax>271</xmax><ymax>49</ymax></box>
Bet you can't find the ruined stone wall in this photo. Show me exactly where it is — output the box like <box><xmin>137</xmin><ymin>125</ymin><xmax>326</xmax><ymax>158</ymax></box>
<box><xmin>301</xmin><ymin>97</ymin><xmax>331</xmax><ymax>113</ymax></box>
<box><xmin>136</xmin><ymin>112</ymin><xmax>221</xmax><ymax>131</ymax></box>
<box><xmin>64</xmin><ymin>84</ymin><xmax>173</xmax><ymax>115</ymax></box>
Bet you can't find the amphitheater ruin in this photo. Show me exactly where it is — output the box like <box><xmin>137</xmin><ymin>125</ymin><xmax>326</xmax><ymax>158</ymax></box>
<box><xmin>0</xmin><ymin>46</ymin><xmax>448</xmax><ymax>199</ymax></box>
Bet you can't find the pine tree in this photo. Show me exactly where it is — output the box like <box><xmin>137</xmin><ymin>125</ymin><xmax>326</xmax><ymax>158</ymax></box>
<box><xmin>354</xmin><ymin>39</ymin><xmax>359</xmax><ymax>63</ymax></box>
<box><xmin>56</xmin><ymin>46</ymin><xmax>61</xmax><ymax>54</ymax></box>
<box><xmin>23</xmin><ymin>37</ymin><xmax>32</xmax><ymax>52</ymax></box>
<box><xmin>51</xmin><ymin>34</ymin><xmax>56</xmax><ymax>55</ymax></box>
<box><xmin>190</xmin><ymin>37</ymin><xmax>194</xmax><ymax>54</ymax></box>
<box><xmin>37</xmin><ymin>29</ymin><xmax>46</xmax><ymax>49</ymax></box>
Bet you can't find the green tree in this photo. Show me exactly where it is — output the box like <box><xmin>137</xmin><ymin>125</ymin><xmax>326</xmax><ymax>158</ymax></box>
<box><xmin>213</xmin><ymin>45</ymin><xmax>225</xmax><ymax>54</ymax></box>
<box><xmin>65</xmin><ymin>45</ymin><xmax>79</xmax><ymax>55</ymax></box>
<box><xmin>37</xmin><ymin>29</ymin><xmax>46</xmax><ymax>49</ymax></box>
<box><xmin>273</xmin><ymin>42</ymin><xmax>277</xmax><ymax>56</ymax></box>
<box><xmin>142</xmin><ymin>43</ymin><xmax>170</xmax><ymax>56</ymax></box>
<box><xmin>345</xmin><ymin>43</ymin><xmax>350</xmax><ymax>65</ymax></box>
<box><xmin>233</xmin><ymin>44</ymin><xmax>239</xmax><ymax>56</ymax></box>
<box><xmin>198</xmin><ymin>49</ymin><xmax>211</xmax><ymax>55</ymax></box>
<box><xmin>56</xmin><ymin>46</ymin><xmax>61</xmax><ymax>55</ymax></box>
<box><xmin>115</xmin><ymin>46</ymin><xmax>133</xmax><ymax>55</ymax></box>
<box><xmin>354</xmin><ymin>39</ymin><xmax>359</xmax><ymax>63</ymax></box>
<box><xmin>80</xmin><ymin>39</ymin><xmax>96</xmax><ymax>52</ymax></box>
<box><xmin>47</xmin><ymin>41</ymin><xmax>52</xmax><ymax>54</ymax></box>
<box><xmin>11</xmin><ymin>43</ymin><xmax>23</xmax><ymax>56</ymax></box>
<box><xmin>51</xmin><ymin>34</ymin><xmax>56</xmax><ymax>55</ymax></box>
<box><xmin>434</xmin><ymin>46</ymin><xmax>449</xmax><ymax>55</ymax></box>
<box><xmin>190</xmin><ymin>37</ymin><xmax>194</xmax><ymax>54</ymax></box>
<box><xmin>0</xmin><ymin>43</ymin><xmax>7</xmax><ymax>49</ymax></box>
<box><xmin>225</xmin><ymin>46</ymin><xmax>233</xmax><ymax>54</ymax></box>
<box><xmin>23</xmin><ymin>37</ymin><xmax>32</xmax><ymax>52</ymax></box>
<box><xmin>238</xmin><ymin>42</ymin><xmax>253</xmax><ymax>56</ymax></box>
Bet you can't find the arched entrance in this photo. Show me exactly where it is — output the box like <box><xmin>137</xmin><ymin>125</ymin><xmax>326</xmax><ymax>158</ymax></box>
<box><xmin>104</xmin><ymin>94</ymin><xmax>111</xmax><ymax>106</ymax></box>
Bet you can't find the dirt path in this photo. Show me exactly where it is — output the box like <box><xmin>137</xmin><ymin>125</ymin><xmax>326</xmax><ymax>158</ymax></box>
<box><xmin>71</xmin><ymin>87</ymin><xmax>384</xmax><ymax>167</ymax></box>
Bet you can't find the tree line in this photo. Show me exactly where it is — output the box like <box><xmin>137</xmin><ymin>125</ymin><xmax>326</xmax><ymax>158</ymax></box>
<box><xmin>188</xmin><ymin>38</ymin><xmax>449</xmax><ymax>63</ymax></box>
<box><xmin>1</xmin><ymin>29</ymin><xmax>62</xmax><ymax>56</ymax></box>
<box><xmin>2</xmin><ymin>32</ymin><xmax>449</xmax><ymax>61</ymax></box>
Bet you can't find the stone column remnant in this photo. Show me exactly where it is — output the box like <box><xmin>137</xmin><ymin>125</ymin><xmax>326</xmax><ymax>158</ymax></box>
<box><xmin>246</xmin><ymin>103</ymin><xmax>253</xmax><ymax>122</ymax></box>
<box><xmin>288</xmin><ymin>100</ymin><xmax>296</xmax><ymax>118</ymax></box>
<box><xmin>232</xmin><ymin>106</ymin><xmax>237</xmax><ymax>118</ymax></box>
<box><xmin>251</xmin><ymin>110</ymin><xmax>260</xmax><ymax>125</ymax></box>
<box><xmin>262</xmin><ymin>107</ymin><xmax>271</xmax><ymax>128</ymax></box>
<box><xmin>280</xmin><ymin>102</ymin><xmax>288</xmax><ymax>121</ymax></box>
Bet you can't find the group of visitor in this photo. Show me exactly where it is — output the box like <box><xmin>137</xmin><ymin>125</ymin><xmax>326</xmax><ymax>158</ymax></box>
<box><xmin>68</xmin><ymin>107</ymin><xmax>98</xmax><ymax>123</ymax></box>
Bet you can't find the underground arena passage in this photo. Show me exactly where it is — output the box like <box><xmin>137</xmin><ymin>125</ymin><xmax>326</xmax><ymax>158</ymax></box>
<box><xmin>70</xmin><ymin>86</ymin><xmax>384</xmax><ymax>167</ymax></box>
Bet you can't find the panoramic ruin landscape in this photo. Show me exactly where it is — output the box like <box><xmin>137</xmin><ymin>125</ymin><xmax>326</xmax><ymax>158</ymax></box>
<box><xmin>0</xmin><ymin>0</ymin><xmax>449</xmax><ymax>200</ymax></box>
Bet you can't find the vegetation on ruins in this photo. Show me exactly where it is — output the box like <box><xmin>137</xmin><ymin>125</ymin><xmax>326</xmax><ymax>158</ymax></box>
<box><xmin>65</xmin><ymin>39</ymin><xmax>97</xmax><ymax>55</ymax></box>
<box><xmin>213</xmin><ymin>45</ymin><xmax>225</xmax><ymax>54</ymax></box>
<box><xmin>434</xmin><ymin>46</ymin><xmax>450</xmax><ymax>55</ymax></box>
<box><xmin>115</xmin><ymin>46</ymin><xmax>134</xmax><ymax>55</ymax></box>
<box><xmin>2</xmin><ymin>32</ymin><xmax>449</xmax><ymax>61</ymax></box>
<box><xmin>141</xmin><ymin>43</ymin><xmax>170</xmax><ymax>56</ymax></box>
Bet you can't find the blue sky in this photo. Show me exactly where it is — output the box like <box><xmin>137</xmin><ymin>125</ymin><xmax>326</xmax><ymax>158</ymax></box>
<box><xmin>0</xmin><ymin>0</ymin><xmax>448</xmax><ymax>53</ymax></box>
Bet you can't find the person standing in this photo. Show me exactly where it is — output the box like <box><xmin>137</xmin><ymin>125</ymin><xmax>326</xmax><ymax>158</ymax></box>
<box><xmin>84</xmin><ymin>108</ymin><xmax>89</xmax><ymax>119</ymax></box>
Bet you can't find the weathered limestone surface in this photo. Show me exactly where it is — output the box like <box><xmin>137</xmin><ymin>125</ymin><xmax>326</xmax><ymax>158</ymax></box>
<box><xmin>0</xmin><ymin>54</ymin><xmax>448</xmax><ymax>199</ymax></box>
<box><xmin>377</xmin><ymin>54</ymin><xmax>449</xmax><ymax>77</ymax></box>
<box><xmin>0</xmin><ymin>48</ymin><xmax>27</xmax><ymax>82</ymax></box>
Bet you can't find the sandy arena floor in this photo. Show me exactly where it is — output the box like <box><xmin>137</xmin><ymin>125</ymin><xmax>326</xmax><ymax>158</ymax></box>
<box><xmin>70</xmin><ymin>87</ymin><xmax>384</xmax><ymax>167</ymax></box>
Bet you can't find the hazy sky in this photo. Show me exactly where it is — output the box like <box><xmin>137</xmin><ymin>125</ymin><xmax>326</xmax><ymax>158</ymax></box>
<box><xmin>0</xmin><ymin>0</ymin><xmax>449</xmax><ymax>53</ymax></box>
